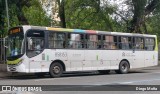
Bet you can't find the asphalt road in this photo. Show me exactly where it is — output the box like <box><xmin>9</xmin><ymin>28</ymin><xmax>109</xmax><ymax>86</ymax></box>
<box><xmin>0</xmin><ymin>66</ymin><xmax>160</xmax><ymax>94</ymax></box>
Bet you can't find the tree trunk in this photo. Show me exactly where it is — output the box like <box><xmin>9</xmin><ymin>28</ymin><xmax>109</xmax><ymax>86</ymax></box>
<box><xmin>58</xmin><ymin>0</ymin><xmax>66</xmax><ymax>28</ymax></box>
<box><xmin>0</xmin><ymin>0</ymin><xmax>6</xmax><ymax>63</ymax></box>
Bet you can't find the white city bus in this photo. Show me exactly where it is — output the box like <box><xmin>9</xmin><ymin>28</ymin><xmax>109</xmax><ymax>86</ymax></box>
<box><xmin>6</xmin><ymin>25</ymin><xmax>158</xmax><ymax>77</ymax></box>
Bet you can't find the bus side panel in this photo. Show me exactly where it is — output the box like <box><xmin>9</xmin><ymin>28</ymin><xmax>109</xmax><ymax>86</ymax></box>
<box><xmin>83</xmin><ymin>50</ymin><xmax>111</xmax><ymax>70</ymax></box>
<box><xmin>46</xmin><ymin>49</ymin><xmax>71</xmax><ymax>71</ymax></box>
<box><xmin>67</xmin><ymin>50</ymin><xmax>84</xmax><ymax>71</ymax></box>
<box><xmin>145</xmin><ymin>51</ymin><xmax>158</xmax><ymax>67</ymax></box>
<box><xmin>28</xmin><ymin>53</ymin><xmax>44</xmax><ymax>72</ymax></box>
<box><xmin>83</xmin><ymin>50</ymin><xmax>121</xmax><ymax>71</ymax></box>
<box><xmin>132</xmin><ymin>51</ymin><xmax>145</xmax><ymax>68</ymax></box>
<box><xmin>102</xmin><ymin>50</ymin><xmax>119</xmax><ymax>70</ymax></box>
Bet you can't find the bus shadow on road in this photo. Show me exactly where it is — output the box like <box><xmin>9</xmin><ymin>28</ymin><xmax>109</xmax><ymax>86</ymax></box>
<box><xmin>4</xmin><ymin>70</ymin><xmax>148</xmax><ymax>80</ymax></box>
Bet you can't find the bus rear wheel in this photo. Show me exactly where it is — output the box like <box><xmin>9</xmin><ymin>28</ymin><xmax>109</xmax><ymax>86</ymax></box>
<box><xmin>49</xmin><ymin>62</ymin><xmax>63</xmax><ymax>78</ymax></box>
<box><xmin>115</xmin><ymin>60</ymin><xmax>129</xmax><ymax>74</ymax></box>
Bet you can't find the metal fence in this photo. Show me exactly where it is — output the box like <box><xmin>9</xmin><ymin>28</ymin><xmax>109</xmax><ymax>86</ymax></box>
<box><xmin>0</xmin><ymin>38</ymin><xmax>6</xmax><ymax>64</ymax></box>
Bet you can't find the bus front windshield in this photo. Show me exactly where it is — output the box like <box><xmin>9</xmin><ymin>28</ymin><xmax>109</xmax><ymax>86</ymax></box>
<box><xmin>7</xmin><ymin>33</ymin><xmax>24</xmax><ymax>59</ymax></box>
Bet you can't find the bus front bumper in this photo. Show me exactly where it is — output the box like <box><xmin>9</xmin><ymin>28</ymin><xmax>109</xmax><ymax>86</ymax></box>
<box><xmin>7</xmin><ymin>63</ymin><xmax>28</xmax><ymax>73</ymax></box>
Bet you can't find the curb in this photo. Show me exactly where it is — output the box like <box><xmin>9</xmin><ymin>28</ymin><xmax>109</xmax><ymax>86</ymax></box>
<box><xmin>0</xmin><ymin>72</ymin><xmax>11</xmax><ymax>78</ymax></box>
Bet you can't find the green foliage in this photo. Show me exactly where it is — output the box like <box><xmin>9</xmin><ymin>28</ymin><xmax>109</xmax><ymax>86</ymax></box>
<box><xmin>23</xmin><ymin>0</ymin><xmax>51</xmax><ymax>26</ymax></box>
<box><xmin>0</xmin><ymin>0</ymin><xmax>51</xmax><ymax>37</ymax></box>
<box><xmin>65</xmin><ymin>0</ymin><xmax>116</xmax><ymax>31</ymax></box>
<box><xmin>146</xmin><ymin>14</ymin><xmax>160</xmax><ymax>41</ymax></box>
<box><xmin>1</xmin><ymin>0</ymin><xmax>160</xmax><ymax>39</ymax></box>
<box><xmin>0</xmin><ymin>0</ymin><xmax>5</xmax><ymax>37</ymax></box>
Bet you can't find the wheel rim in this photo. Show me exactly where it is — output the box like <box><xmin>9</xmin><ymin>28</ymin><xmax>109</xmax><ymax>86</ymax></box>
<box><xmin>121</xmin><ymin>63</ymin><xmax>128</xmax><ymax>72</ymax></box>
<box><xmin>53</xmin><ymin>66</ymin><xmax>61</xmax><ymax>74</ymax></box>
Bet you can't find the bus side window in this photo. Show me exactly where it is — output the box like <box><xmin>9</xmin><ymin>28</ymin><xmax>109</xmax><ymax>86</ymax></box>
<box><xmin>87</xmin><ymin>35</ymin><xmax>98</xmax><ymax>49</ymax></box>
<box><xmin>119</xmin><ymin>36</ymin><xmax>131</xmax><ymax>50</ymax></box>
<box><xmin>112</xmin><ymin>36</ymin><xmax>117</xmax><ymax>49</ymax></box>
<box><xmin>69</xmin><ymin>33</ymin><xmax>82</xmax><ymax>49</ymax></box>
<box><xmin>103</xmin><ymin>35</ymin><xmax>109</xmax><ymax>49</ymax></box>
<box><xmin>133</xmin><ymin>37</ymin><xmax>144</xmax><ymax>50</ymax></box>
<box><xmin>48</xmin><ymin>32</ymin><xmax>54</xmax><ymax>48</ymax></box>
<box><xmin>145</xmin><ymin>38</ymin><xmax>155</xmax><ymax>51</ymax></box>
<box><xmin>54</xmin><ymin>33</ymin><xmax>65</xmax><ymax>48</ymax></box>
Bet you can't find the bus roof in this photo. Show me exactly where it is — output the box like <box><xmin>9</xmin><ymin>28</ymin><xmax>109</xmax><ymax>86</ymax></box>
<box><xmin>21</xmin><ymin>25</ymin><xmax>156</xmax><ymax>37</ymax></box>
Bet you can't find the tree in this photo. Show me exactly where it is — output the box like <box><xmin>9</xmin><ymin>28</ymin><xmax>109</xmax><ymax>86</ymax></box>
<box><xmin>65</xmin><ymin>0</ymin><xmax>116</xmax><ymax>31</ymax></box>
<box><xmin>113</xmin><ymin>0</ymin><xmax>160</xmax><ymax>33</ymax></box>
<box><xmin>130</xmin><ymin>0</ymin><xmax>160</xmax><ymax>33</ymax></box>
<box><xmin>42</xmin><ymin>0</ymin><xmax>116</xmax><ymax>31</ymax></box>
<box><xmin>57</xmin><ymin>0</ymin><xmax>66</xmax><ymax>28</ymax></box>
<box><xmin>0</xmin><ymin>0</ymin><xmax>6</xmax><ymax>38</ymax></box>
<box><xmin>23</xmin><ymin>0</ymin><xmax>51</xmax><ymax>26</ymax></box>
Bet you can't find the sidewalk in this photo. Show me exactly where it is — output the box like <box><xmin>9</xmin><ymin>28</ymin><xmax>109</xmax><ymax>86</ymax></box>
<box><xmin>0</xmin><ymin>64</ymin><xmax>11</xmax><ymax>77</ymax></box>
<box><xmin>0</xmin><ymin>64</ymin><xmax>36</xmax><ymax>78</ymax></box>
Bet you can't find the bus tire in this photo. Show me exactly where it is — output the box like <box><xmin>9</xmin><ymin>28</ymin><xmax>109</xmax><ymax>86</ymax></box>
<box><xmin>98</xmin><ymin>70</ymin><xmax>110</xmax><ymax>74</ymax></box>
<box><xmin>115</xmin><ymin>60</ymin><xmax>130</xmax><ymax>74</ymax></box>
<box><xmin>49</xmin><ymin>62</ymin><xmax>63</xmax><ymax>78</ymax></box>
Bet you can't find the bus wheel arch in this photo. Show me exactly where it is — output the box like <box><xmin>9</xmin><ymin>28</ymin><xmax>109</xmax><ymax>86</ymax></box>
<box><xmin>49</xmin><ymin>60</ymin><xmax>65</xmax><ymax>78</ymax></box>
<box><xmin>115</xmin><ymin>59</ymin><xmax>130</xmax><ymax>74</ymax></box>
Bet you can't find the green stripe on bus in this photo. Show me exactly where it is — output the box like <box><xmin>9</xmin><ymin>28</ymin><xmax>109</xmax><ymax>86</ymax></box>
<box><xmin>96</xmin><ymin>55</ymin><xmax>99</xmax><ymax>61</ymax></box>
<box><xmin>7</xmin><ymin>59</ymin><xmax>21</xmax><ymax>65</ymax></box>
<box><xmin>155</xmin><ymin>37</ymin><xmax>158</xmax><ymax>51</ymax></box>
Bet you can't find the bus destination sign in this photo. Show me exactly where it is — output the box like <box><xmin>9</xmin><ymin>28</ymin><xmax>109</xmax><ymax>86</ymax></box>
<box><xmin>9</xmin><ymin>28</ymin><xmax>21</xmax><ymax>34</ymax></box>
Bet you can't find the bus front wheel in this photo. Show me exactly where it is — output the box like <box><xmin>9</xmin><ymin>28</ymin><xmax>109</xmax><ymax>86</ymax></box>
<box><xmin>115</xmin><ymin>60</ymin><xmax>130</xmax><ymax>74</ymax></box>
<box><xmin>49</xmin><ymin>62</ymin><xmax>63</xmax><ymax>78</ymax></box>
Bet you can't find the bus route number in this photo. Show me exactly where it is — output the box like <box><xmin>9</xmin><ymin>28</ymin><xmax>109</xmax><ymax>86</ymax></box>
<box><xmin>55</xmin><ymin>52</ymin><xmax>67</xmax><ymax>57</ymax></box>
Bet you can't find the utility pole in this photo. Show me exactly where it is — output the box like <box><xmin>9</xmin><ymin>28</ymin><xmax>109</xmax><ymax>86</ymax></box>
<box><xmin>5</xmin><ymin>0</ymin><xmax>10</xmax><ymax>30</ymax></box>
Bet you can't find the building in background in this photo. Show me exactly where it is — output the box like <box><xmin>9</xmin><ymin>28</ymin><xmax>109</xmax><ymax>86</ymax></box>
<box><xmin>40</xmin><ymin>0</ymin><xmax>60</xmax><ymax>27</ymax></box>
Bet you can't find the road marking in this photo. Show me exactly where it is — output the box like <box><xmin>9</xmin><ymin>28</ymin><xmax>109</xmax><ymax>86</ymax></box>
<box><xmin>99</xmin><ymin>78</ymin><xmax>160</xmax><ymax>85</ymax></box>
<box><xmin>120</xmin><ymin>78</ymin><xmax>160</xmax><ymax>84</ymax></box>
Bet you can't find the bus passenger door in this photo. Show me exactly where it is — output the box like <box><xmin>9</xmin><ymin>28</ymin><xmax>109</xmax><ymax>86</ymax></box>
<box><xmin>26</xmin><ymin>30</ymin><xmax>45</xmax><ymax>72</ymax></box>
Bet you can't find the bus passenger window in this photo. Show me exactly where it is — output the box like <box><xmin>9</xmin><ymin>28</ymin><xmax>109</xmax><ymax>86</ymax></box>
<box><xmin>133</xmin><ymin>37</ymin><xmax>144</xmax><ymax>50</ymax></box>
<box><xmin>103</xmin><ymin>35</ymin><xmax>117</xmax><ymax>49</ymax></box>
<box><xmin>48</xmin><ymin>33</ymin><xmax>54</xmax><ymax>48</ymax></box>
<box><xmin>119</xmin><ymin>37</ymin><xmax>132</xmax><ymax>50</ymax></box>
<box><xmin>145</xmin><ymin>38</ymin><xmax>155</xmax><ymax>50</ymax></box>
<box><xmin>68</xmin><ymin>34</ymin><xmax>82</xmax><ymax>49</ymax></box>
<box><xmin>103</xmin><ymin>36</ymin><xmax>110</xmax><ymax>49</ymax></box>
<box><xmin>112</xmin><ymin>36</ymin><xmax>117</xmax><ymax>49</ymax></box>
<box><xmin>86</xmin><ymin>35</ymin><xmax>98</xmax><ymax>49</ymax></box>
<box><xmin>55</xmin><ymin>33</ymin><xmax>65</xmax><ymax>48</ymax></box>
